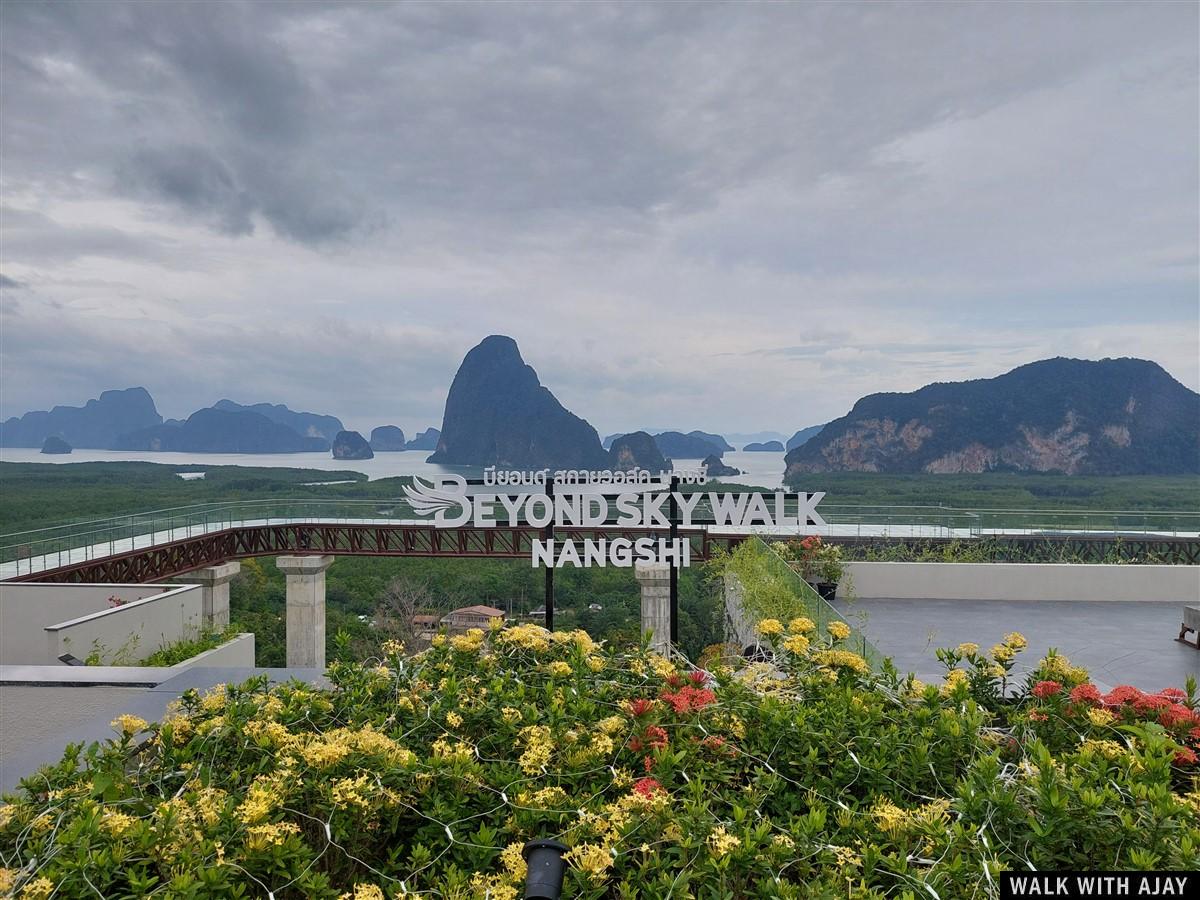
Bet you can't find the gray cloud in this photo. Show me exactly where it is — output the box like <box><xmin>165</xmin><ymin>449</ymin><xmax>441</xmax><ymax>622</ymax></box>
<box><xmin>0</xmin><ymin>1</ymin><xmax>1195</xmax><ymax>432</ymax></box>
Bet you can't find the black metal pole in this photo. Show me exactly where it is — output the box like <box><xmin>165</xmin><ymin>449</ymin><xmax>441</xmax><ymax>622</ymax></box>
<box><xmin>669</xmin><ymin>475</ymin><xmax>679</xmax><ymax>646</ymax></box>
<box><xmin>544</xmin><ymin>477</ymin><xmax>554</xmax><ymax>632</ymax></box>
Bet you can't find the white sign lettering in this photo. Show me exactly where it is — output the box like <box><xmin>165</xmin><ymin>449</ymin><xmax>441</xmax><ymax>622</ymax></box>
<box><xmin>404</xmin><ymin>473</ymin><xmax>825</xmax><ymax>568</ymax></box>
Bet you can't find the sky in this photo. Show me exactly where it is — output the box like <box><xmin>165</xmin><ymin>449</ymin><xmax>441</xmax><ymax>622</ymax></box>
<box><xmin>1</xmin><ymin>1</ymin><xmax>1197</xmax><ymax>438</ymax></box>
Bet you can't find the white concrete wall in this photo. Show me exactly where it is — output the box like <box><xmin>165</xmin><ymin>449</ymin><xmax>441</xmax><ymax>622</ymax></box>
<box><xmin>169</xmin><ymin>633</ymin><xmax>255</xmax><ymax>671</ymax></box>
<box><xmin>840</xmin><ymin>562</ymin><xmax>1200</xmax><ymax>603</ymax></box>
<box><xmin>44</xmin><ymin>585</ymin><xmax>202</xmax><ymax>665</ymax></box>
<box><xmin>0</xmin><ymin>583</ymin><xmax>181</xmax><ymax>665</ymax></box>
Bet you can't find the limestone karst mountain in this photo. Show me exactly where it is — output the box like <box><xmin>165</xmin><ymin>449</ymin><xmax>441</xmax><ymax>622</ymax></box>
<box><xmin>427</xmin><ymin>335</ymin><xmax>611</xmax><ymax>469</ymax></box>
<box><xmin>784</xmin><ymin>357</ymin><xmax>1200</xmax><ymax>479</ymax></box>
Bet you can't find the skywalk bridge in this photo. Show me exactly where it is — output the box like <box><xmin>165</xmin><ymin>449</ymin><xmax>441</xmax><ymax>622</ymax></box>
<box><xmin>3</xmin><ymin>497</ymin><xmax>1198</xmax><ymax>583</ymax></box>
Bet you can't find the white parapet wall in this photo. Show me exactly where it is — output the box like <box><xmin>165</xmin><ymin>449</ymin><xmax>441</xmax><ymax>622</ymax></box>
<box><xmin>167</xmin><ymin>632</ymin><xmax>255</xmax><ymax>671</ymax></box>
<box><xmin>840</xmin><ymin>562</ymin><xmax>1200</xmax><ymax>603</ymax></box>
<box><xmin>44</xmin><ymin>584</ymin><xmax>204</xmax><ymax>664</ymax></box>
<box><xmin>0</xmin><ymin>583</ymin><xmax>191</xmax><ymax>665</ymax></box>
<box><xmin>0</xmin><ymin>582</ymin><xmax>208</xmax><ymax>665</ymax></box>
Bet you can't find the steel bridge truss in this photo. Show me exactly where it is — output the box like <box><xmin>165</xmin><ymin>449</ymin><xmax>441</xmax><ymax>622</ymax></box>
<box><xmin>8</xmin><ymin>523</ymin><xmax>745</xmax><ymax>584</ymax></box>
<box><xmin>7</xmin><ymin>524</ymin><xmax>1198</xmax><ymax>584</ymax></box>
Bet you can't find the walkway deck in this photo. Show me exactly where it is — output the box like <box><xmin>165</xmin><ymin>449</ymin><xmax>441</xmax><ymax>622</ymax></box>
<box><xmin>841</xmin><ymin>598</ymin><xmax>1199</xmax><ymax>691</ymax></box>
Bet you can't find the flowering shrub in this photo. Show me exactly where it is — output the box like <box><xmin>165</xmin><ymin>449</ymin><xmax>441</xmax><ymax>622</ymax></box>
<box><xmin>1</xmin><ymin>623</ymin><xmax>1197</xmax><ymax>898</ymax></box>
<box><xmin>774</xmin><ymin>535</ymin><xmax>846</xmax><ymax>584</ymax></box>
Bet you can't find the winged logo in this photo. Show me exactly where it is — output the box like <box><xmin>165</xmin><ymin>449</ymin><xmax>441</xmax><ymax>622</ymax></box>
<box><xmin>403</xmin><ymin>476</ymin><xmax>469</xmax><ymax>522</ymax></box>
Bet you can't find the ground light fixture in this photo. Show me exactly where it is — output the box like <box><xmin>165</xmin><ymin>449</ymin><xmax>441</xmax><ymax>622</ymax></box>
<box><xmin>522</xmin><ymin>838</ymin><xmax>568</xmax><ymax>899</ymax></box>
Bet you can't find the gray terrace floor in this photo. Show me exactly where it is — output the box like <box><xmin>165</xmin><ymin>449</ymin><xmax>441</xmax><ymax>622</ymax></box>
<box><xmin>838</xmin><ymin>599</ymin><xmax>1199</xmax><ymax>691</ymax></box>
<box><xmin>0</xmin><ymin>667</ymin><xmax>327</xmax><ymax>794</ymax></box>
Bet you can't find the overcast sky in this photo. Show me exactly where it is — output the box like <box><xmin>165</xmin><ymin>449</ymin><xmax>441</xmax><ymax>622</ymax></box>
<box><xmin>1</xmin><ymin>1</ymin><xmax>1196</xmax><ymax>436</ymax></box>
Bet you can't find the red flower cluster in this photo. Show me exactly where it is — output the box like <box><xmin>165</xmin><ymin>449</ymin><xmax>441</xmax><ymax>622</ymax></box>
<box><xmin>1068</xmin><ymin>683</ymin><xmax>1102</xmax><ymax>706</ymax></box>
<box><xmin>1161</xmin><ymin>704</ymin><xmax>1196</xmax><ymax>728</ymax></box>
<box><xmin>1087</xmin><ymin>684</ymin><xmax>1200</xmax><ymax>746</ymax></box>
<box><xmin>628</xmin><ymin>725</ymin><xmax>669</xmax><ymax>752</ymax></box>
<box><xmin>660</xmin><ymin>684</ymin><xmax>717</xmax><ymax>714</ymax></box>
<box><xmin>1103</xmin><ymin>685</ymin><xmax>1144</xmax><ymax>706</ymax></box>
<box><xmin>632</xmin><ymin>777</ymin><xmax>663</xmax><ymax>798</ymax></box>
<box><xmin>626</xmin><ymin>698</ymin><xmax>657</xmax><ymax>717</ymax></box>
<box><xmin>1173</xmin><ymin>747</ymin><xmax>1198</xmax><ymax>767</ymax></box>
<box><xmin>1032</xmin><ymin>680</ymin><xmax>1062</xmax><ymax>699</ymax></box>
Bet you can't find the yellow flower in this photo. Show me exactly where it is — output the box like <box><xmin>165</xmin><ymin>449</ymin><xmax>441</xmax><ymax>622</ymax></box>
<box><xmin>1079</xmin><ymin>739</ymin><xmax>1126</xmax><ymax>761</ymax></box>
<box><xmin>517</xmin><ymin>725</ymin><xmax>553</xmax><ymax>773</ymax></box>
<box><xmin>788</xmin><ymin>617</ymin><xmax>816</xmax><ymax>633</ymax></box>
<box><xmin>110</xmin><ymin>714</ymin><xmax>148</xmax><ymax>736</ymax></box>
<box><xmin>331</xmin><ymin>774</ymin><xmax>373</xmax><ymax>810</ymax></box>
<box><xmin>200</xmin><ymin>684</ymin><xmax>227</xmax><ymax>713</ymax></box>
<box><xmin>956</xmin><ymin>642</ymin><xmax>979</xmax><ymax>657</ymax></box>
<box><xmin>782</xmin><ymin>634</ymin><xmax>810</xmax><ymax>655</ymax></box>
<box><xmin>193</xmin><ymin>786</ymin><xmax>228</xmax><ymax>827</ymax></box>
<box><xmin>827</xmin><ymin>621</ymin><xmax>851</xmax><ymax>641</ymax></box>
<box><xmin>831</xmin><ymin>845</ymin><xmax>862</xmax><ymax>869</ymax></box>
<box><xmin>706</xmin><ymin>825</ymin><xmax>741</xmax><ymax>857</ymax></box>
<box><xmin>101</xmin><ymin>809</ymin><xmax>139</xmax><ymax>836</ymax></box>
<box><xmin>649</xmin><ymin>654</ymin><xmax>676</xmax><ymax>679</ymax></box>
<box><xmin>501</xmin><ymin>706</ymin><xmax>522</xmax><ymax>724</ymax></box>
<box><xmin>431</xmin><ymin>634</ymin><xmax>447</xmax><ymax>648</ymax></box>
<box><xmin>0</xmin><ymin>869</ymin><xmax>13</xmax><ymax>895</ymax></box>
<box><xmin>598</xmin><ymin>716</ymin><xmax>625</xmax><ymax>735</ymax></box>
<box><xmin>501</xmin><ymin>841</ymin><xmax>527</xmax><ymax>878</ymax></box>
<box><xmin>446</xmin><ymin>711</ymin><xmax>463</xmax><ymax>728</ymax></box>
<box><xmin>469</xmin><ymin>874</ymin><xmax>518</xmax><ymax>900</ymax></box>
<box><xmin>586</xmin><ymin>655</ymin><xmax>605</xmax><ymax>672</ymax></box>
<box><xmin>450</xmin><ymin>628</ymin><xmax>485</xmax><ymax>652</ymax></box>
<box><xmin>245</xmin><ymin>821</ymin><xmax>300</xmax><ymax>851</ymax></box>
<box><xmin>942</xmin><ymin>668</ymin><xmax>969</xmax><ymax>695</ymax></box>
<box><xmin>811</xmin><ymin>649</ymin><xmax>869</xmax><ymax>675</ymax></box>
<box><xmin>236</xmin><ymin>780</ymin><xmax>281</xmax><ymax>825</ymax></box>
<box><xmin>381</xmin><ymin>639</ymin><xmax>405</xmax><ymax>655</ymax></box>
<box><xmin>546</xmin><ymin>660</ymin><xmax>573</xmax><ymax>678</ymax></box>
<box><xmin>756</xmin><ymin>618</ymin><xmax>784</xmax><ymax>636</ymax></box>
<box><xmin>517</xmin><ymin>786</ymin><xmax>569</xmax><ymax>808</ymax></box>
<box><xmin>990</xmin><ymin>644</ymin><xmax>1014</xmax><ymax>663</ymax></box>
<box><xmin>301</xmin><ymin>734</ymin><xmax>353</xmax><ymax>769</ymax></box>
<box><xmin>565</xmin><ymin>843</ymin><xmax>614</xmax><ymax>885</ymax></box>
<box><xmin>496</xmin><ymin>623</ymin><xmax>551</xmax><ymax>652</ymax></box>
<box><xmin>431</xmin><ymin>737</ymin><xmax>474</xmax><ymax>762</ymax></box>
<box><xmin>1004</xmin><ymin>631</ymin><xmax>1028</xmax><ymax>650</ymax></box>
<box><xmin>1087</xmin><ymin>708</ymin><xmax>1116</xmax><ymax>727</ymax></box>
<box><xmin>18</xmin><ymin>876</ymin><xmax>54</xmax><ymax>900</ymax></box>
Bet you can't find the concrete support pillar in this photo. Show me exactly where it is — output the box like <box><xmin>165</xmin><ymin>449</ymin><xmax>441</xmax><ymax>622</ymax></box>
<box><xmin>635</xmin><ymin>562</ymin><xmax>672</xmax><ymax>655</ymax></box>
<box><xmin>276</xmin><ymin>555</ymin><xmax>334</xmax><ymax>668</ymax></box>
<box><xmin>191</xmin><ymin>561</ymin><xmax>241</xmax><ymax>629</ymax></box>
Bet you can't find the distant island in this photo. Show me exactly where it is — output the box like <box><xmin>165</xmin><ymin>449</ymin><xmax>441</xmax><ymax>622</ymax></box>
<box><xmin>784</xmin><ymin>357</ymin><xmax>1200</xmax><ymax>479</ymax></box>
<box><xmin>743</xmin><ymin>440</ymin><xmax>784</xmax><ymax>452</ymax></box>
<box><xmin>702</xmin><ymin>454</ymin><xmax>740</xmax><ymax>477</ymax></box>
<box><xmin>333</xmin><ymin>430</ymin><xmax>374</xmax><ymax>460</ymax></box>
<box><xmin>1</xmin><ymin>387</ymin><xmax>161</xmax><ymax>449</ymax></box>
<box><xmin>40</xmin><ymin>435</ymin><xmax>72</xmax><ymax>454</ymax></box>
<box><xmin>116</xmin><ymin>408</ymin><xmax>329</xmax><ymax>453</ymax></box>
<box><xmin>369</xmin><ymin>425</ymin><xmax>406</xmax><ymax>451</ymax></box>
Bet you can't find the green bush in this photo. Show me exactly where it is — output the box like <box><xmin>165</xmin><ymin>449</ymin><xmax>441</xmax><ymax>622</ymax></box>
<box><xmin>1</xmin><ymin>623</ymin><xmax>1196</xmax><ymax>899</ymax></box>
